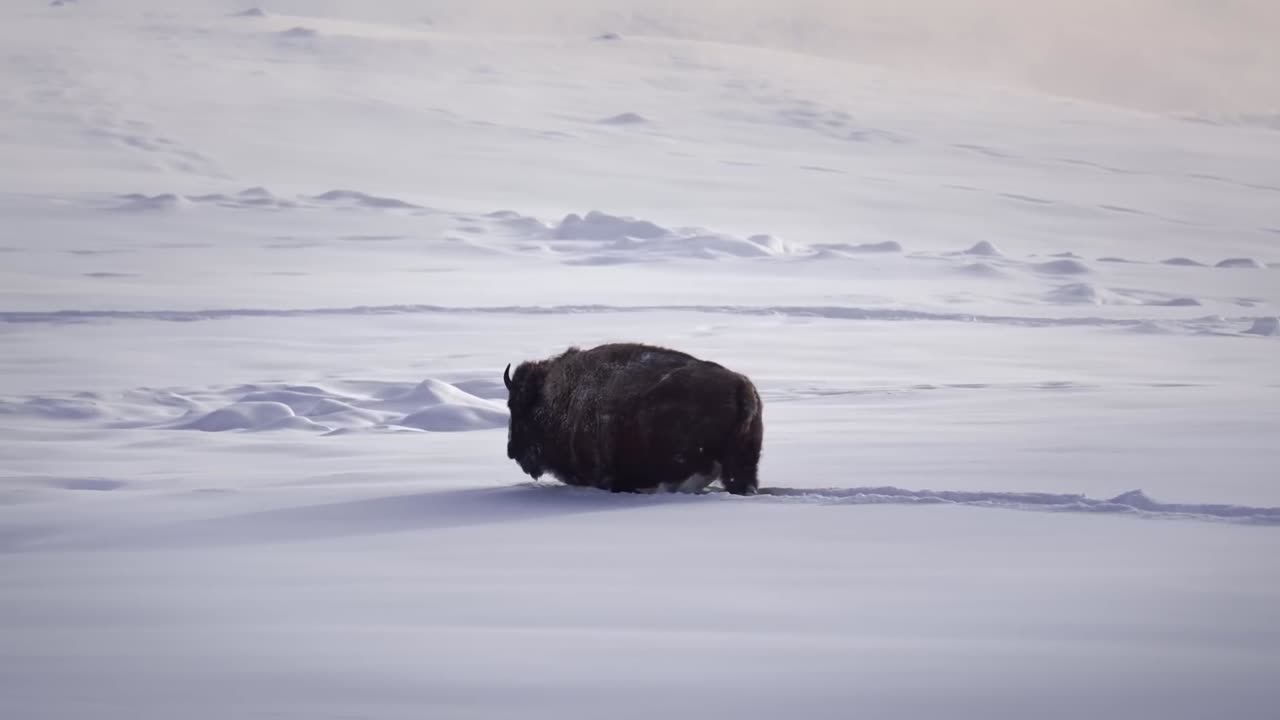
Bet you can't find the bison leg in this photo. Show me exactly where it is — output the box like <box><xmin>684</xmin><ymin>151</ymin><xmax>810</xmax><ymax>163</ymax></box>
<box><xmin>721</xmin><ymin>467</ymin><xmax>758</xmax><ymax>496</ymax></box>
<box><xmin>721</xmin><ymin>408</ymin><xmax>763</xmax><ymax>496</ymax></box>
<box><xmin>604</xmin><ymin>474</ymin><xmax>647</xmax><ymax>494</ymax></box>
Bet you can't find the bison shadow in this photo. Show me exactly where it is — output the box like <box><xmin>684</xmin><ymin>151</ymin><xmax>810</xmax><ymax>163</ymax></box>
<box><xmin>17</xmin><ymin>483</ymin><xmax>706</xmax><ymax>553</ymax></box>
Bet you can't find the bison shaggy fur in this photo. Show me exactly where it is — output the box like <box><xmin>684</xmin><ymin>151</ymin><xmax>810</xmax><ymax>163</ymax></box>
<box><xmin>503</xmin><ymin>342</ymin><xmax>763</xmax><ymax>495</ymax></box>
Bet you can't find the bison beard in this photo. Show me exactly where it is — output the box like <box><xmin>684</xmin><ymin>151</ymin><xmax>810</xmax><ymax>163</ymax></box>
<box><xmin>503</xmin><ymin>342</ymin><xmax>763</xmax><ymax>495</ymax></box>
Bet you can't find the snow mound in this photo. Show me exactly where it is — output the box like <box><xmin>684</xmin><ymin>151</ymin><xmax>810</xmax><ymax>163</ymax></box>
<box><xmin>620</xmin><ymin>233</ymin><xmax>780</xmax><ymax>259</ymax></box>
<box><xmin>185</xmin><ymin>187</ymin><xmax>297</xmax><ymax>210</ymax></box>
<box><xmin>1215</xmin><ymin>257</ymin><xmax>1265</xmax><ymax>269</ymax></box>
<box><xmin>374</xmin><ymin>378</ymin><xmax>487</xmax><ymax>410</ymax></box>
<box><xmin>956</xmin><ymin>262</ymin><xmax>1009</xmax><ymax>279</ymax></box>
<box><xmin>1032</xmin><ymin>259</ymin><xmax>1091</xmax><ymax>275</ymax></box>
<box><xmin>1149</xmin><ymin>297</ymin><xmax>1202</xmax><ymax>307</ymax></box>
<box><xmin>487</xmin><ymin>210</ymin><xmax>550</xmax><ymax>234</ymax></box>
<box><xmin>398</xmin><ymin>404</ymin><xmax>509</xmax><ymax>432</ymax></box>
<box><xmin>113</xmin><ymin>193</ymin><xmax>189</xmax><ymax>212</ymax></box>
<box><xmin>278</xmin><ymin>27</ymin><xmax>318</xmax><ymax>39</ymax></box>
<box><xmin>362</xmin><ymin>379</ymin><xmax>510</xmax><ymax>431</ymax></box>
<box><xmin>547</xmin><ymin>211</ymin><xmax>792</xmax><ymax>259</ymax></box>
<box><xmin>1162</xmin><ymin>257</ymin><xmax>1207</xmax><ymax>267</ymax></box>
<box><xmin>136</xmin><ymin>379</ymin><xmax>510</xmax><ymax>433</ymax></box>
<box><xmin>233</xmin><ymin>186</ymin><xmax>291</xmax><ymax>207</ymax></box>
<box><xmin>960</xmin><ymin>241</ymin><xmax>1003</xmax><ymax>257</ymax></box>
<box><xmin>553</xmin><ymin>211</ymin><xmax>668</xmax><ymax>241</ymax></box>
<box><xmin>1045</xmin><ymin>283</ymin><xmax>1124</xmax><ymax>305</ymax></box>
<box><xmin>379</xmin><ymin>379</ymin><xmax>508</xmax><ymax>431</ymax></box>
<box><xmin>232</xmin><ymin>8</ymin><xmax>266</xmax><ymax>17</ymax></box>
<box><xmin>110</xmin><ymin>189</ymin><xmax>303</xmax><ymax>212</ymax></box>
<box><xmin>745</xmin><ymin>234</ymin><xmax>789</xmax><ymax>254</ymax></box>
<box><xmin>813</xmin><ymin>240</ymin><xmax>903</xmax><ymax>254</ymax></box>
<box><xmin>238</xmin><ymin>390</ymin><xmax>360</xmax><ymax>417</ymax></box>
<box><xmin>178</xmin><ymin>401</ymin><xmax>304</xmax><ymax>432</ymax></box>
<box><xmin>0</xmin><ymin>397</ymin><xmax>103</xmax><ymax>421</ymax></box>
<box><xmin>598</xmin><ymin>112</ymin><xmax>647</xmax><ymax>126</ymax></box>
<box><xmin>450</xmin><ymin>379</ymin><xmax>509</xmax><ymax>400</ymax></box>
<box><xmin>1127</xmin><ymin>320</ymin><xmax>1175</xmax><ymax>335</ymax></box>
<box><xmin>798</xmin><ymin>248</ymin><xmax>853</xmax><ymax>261</ymax></box>
<box><xmin>310</xmin><ymin>189</ymin><xmax>422</xmax><ymax>210</ymax></box>
<box><xmin>1243</xmin><ymin>317</ymin><xmax>1280</xmax><ymax>336</ymax></box>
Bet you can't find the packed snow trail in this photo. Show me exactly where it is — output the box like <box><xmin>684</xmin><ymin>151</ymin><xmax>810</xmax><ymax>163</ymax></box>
<box><xmin>748</xmin><ymin>486</ymin><xmax>1280</xmax><ymax>525</ymax></box>
<box><xmin>509</xmin><ymin>482</ymin><xmax>1280</xmax><ymax>526</ymax></box>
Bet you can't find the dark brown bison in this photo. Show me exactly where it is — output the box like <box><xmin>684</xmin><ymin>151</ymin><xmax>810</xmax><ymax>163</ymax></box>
<box><xmin>502</xmin><ymin>342</ymin><xmax>763</xmax><ymax>495</ymax></box>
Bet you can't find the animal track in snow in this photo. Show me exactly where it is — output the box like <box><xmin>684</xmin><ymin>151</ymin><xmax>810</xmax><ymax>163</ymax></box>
<box><xmin>742</xmin><ymin>486</ymin><xmax>1280</xmax><ymax>526</ymax></box>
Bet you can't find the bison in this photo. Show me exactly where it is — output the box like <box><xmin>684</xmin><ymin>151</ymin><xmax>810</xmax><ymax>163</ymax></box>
<box><xmin>502</xmin><ymin>342</ymin><xmax>763</xmax><ymax>495</ymax></box>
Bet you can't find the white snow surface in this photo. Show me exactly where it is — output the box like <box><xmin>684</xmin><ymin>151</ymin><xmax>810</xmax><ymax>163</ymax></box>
<box><xmin>2</xmin><ymin>2</ymin><xmax>1279</xmax><ymax>719</ymax></box>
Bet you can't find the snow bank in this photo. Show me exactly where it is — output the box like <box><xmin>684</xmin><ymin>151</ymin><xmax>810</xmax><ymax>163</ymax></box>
<box><xmin>1243</xmin><ymin>317</ymin><xmax>1280</xmax><ymax>336</ymax></box>
<box><xmin>1162</xmin><ymin>257</ymin><xmax>1207</xmax><ymax>267</ymax></box>
<box><xmin>399</xmin><ymin>404</ymin><xmax>508</xmax><ymax>431</ymax></box>
<box><xmin>1215</xmin><ymin>257</ymin><xmax>1265</xmax><ymax>269</ymax></box>
<box><xmin>178</xmin><ymin>401</ymin><xmax>301</xmax><ymax>432</ymax></box>
<box><xmin>960</xmin><ymin>240</ymin><xmax>1003</xmax><ymax>257</ymax></box>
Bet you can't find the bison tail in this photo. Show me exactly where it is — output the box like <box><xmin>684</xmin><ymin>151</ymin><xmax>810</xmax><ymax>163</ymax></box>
<box><xmin>721</xmin><ymin>376</ymin><xmax>763</xmax><ymax>496</ymax></box>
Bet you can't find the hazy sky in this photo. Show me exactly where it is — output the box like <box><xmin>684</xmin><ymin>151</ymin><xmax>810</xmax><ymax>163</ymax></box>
<box><xmin>94</xmin><ymin>0</ymin><xmax>1280</xmax><ymax>114</ymax></box>
<box><xmin>402</xmin><ymin>0</ymin><xmax>1280</xmax><ymax>114</ymax></box>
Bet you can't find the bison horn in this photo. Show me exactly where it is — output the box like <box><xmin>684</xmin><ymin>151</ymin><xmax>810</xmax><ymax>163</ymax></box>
<box><xmin>503</xmin><ymin>363</ymin><xmax>513</xmax><ymax>391</ymax></box>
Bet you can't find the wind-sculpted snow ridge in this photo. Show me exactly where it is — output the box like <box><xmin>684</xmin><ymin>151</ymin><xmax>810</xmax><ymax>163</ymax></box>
<box><xmin>1244</xmin><ymin>317</ymin><xmax>1280</xmax><ymax>336</ymax></box>
<box><xmin>0</xmin><ymin>304</ymin><xmax>1261</xmax><ymax>335</ymax></box>
<box><xmin>104</xmin><ymin>187</ymin><xmax>425</xmax><ymax>212</ymax></box>
<box><xmin>2</xmin><ymin>380</ymin><xmax>509</xmax><ymax>434</ymax></box>
<box><xmin>546</xmin><ymin>210</ymin><xmax>794</xmax><ymax>260</ymax></box>
<box><xmin>170</xmin><ymin>379</ymin><xmax>508</xmax><ymax>434</ymax></box>
<box><xmin>746</xmin><ymin>486</ymin><xmax>1280</xmax><ymax>526</ymax></box>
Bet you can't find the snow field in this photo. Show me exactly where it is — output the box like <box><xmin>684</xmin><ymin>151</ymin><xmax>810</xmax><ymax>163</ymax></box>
<box><xmin>2</xmin><ymin>2</ymin><xmax>1278</xmax><ymax>718</ymax></box>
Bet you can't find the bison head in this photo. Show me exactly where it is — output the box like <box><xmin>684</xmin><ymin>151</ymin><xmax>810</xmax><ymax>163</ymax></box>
<box><xmin>503</xmin><ymin>361</ymin><xmax>546</xmax><ymax>478</ymax></box>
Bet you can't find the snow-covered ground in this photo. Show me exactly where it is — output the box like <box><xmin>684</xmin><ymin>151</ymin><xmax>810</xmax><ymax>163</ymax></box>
<box><xmin>3</xmin><ymin>2</ymin><xmax>1279</xmax><ymax>718</ymax></box>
